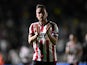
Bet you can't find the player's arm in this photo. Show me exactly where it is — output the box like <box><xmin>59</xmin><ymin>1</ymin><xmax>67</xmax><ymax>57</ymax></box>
<box><xmin>28</xmin><ymin>32</ymin><xmax>38</xmax><ymax>44</ymax></box>
<box><xmin>28</xmin><ymin>24</ymin><xmax>39</xmax><ymax>44</ymax></box>
<box><xmin>47</xmin><ymin>31</ymin><xmax>58</xmax><ymax>45</ymax></box>
<box><xmin>46</xmin><ymin>23</ymin><xmax>59</xmax><ymax>45</ymax></box>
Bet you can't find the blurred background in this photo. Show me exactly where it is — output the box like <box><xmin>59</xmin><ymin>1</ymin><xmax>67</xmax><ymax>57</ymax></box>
<box><xmin>0</xmin><ymin>0</ymin><xmax>87</xmax><ymax>65</ymax></box>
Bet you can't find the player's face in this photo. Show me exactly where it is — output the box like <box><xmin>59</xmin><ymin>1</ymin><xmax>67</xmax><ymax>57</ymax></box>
<box><xmin>36</xmin><ymin>8</ymin><xmax>48</xmax><ymax>21</ymax></box>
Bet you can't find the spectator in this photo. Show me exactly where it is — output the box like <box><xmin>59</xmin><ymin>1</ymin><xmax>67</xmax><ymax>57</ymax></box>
<box><xmin>81</xmin><ymin>33</ymin><xmax>87</xmax><ymax>62</ymax></box>
<box><xmin>19</xmin><ymin>45</ymin><xmax>33</xmax><ymax>65</ymax></box>
<box><xmin>9</xmin><ymin>49</ymin><xmax>22</xmax><ymax>65</ymax></box>
<box><xmin>65</xmin><ymin>33</ymin><xmax>83</xmax><ymax>65</ymax></box>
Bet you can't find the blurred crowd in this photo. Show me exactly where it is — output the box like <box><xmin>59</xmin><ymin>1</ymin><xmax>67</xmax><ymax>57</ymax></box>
<box><xmin>0</xmin><ymin>0</ymin><xmax>87</xmax><ymax>65</ymax></box>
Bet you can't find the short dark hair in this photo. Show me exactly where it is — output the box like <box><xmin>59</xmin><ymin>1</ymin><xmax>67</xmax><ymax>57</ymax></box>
<box><xmin>36</xmin><ymin>4</ymin><xmax>46</xmax><ymax>9</ymax></box>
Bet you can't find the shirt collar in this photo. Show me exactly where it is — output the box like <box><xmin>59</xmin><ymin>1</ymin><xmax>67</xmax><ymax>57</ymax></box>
<box><xmin>38</xmin><ymin>20</ymin><xmax>49</xmax><ymax>26</ymax></box>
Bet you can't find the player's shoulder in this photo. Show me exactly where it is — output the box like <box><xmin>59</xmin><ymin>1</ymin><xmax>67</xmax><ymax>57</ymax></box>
<box><xmin>30</xmin><ymin>22</ymin><xmax>39</xmax><ymax>25</ymax></box>
<box><xmin>29</xmin><ymin>22</ymin><xmax>39</xmax><ymax>29</ymax></box>
<box><xmin>49</xmin><ymin>21</ymin><xmax>57</xmax><ymax>25</ymax></box>
<box><xmin>49</xmin><ymin>21</ymin><xmax>59</xmax><ymax>32</ymax></box>
<box><xmin>29</xmin><ymin>22</ymin><xmax>39</xmax><ymax>27</ymax></box>
<box><xmin>49</xmin><ymin>21</ymin><xmax>58</xmax><ymax>27</ymax></box>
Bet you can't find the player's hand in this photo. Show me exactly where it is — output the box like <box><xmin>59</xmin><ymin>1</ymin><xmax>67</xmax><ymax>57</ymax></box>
<box><xmin>34</xmin><ymin>24</ymin><xmax>40</xmax><ymax>36</ymax></box>
<box><xmin>46</xmin><ymin>23</ymin><xmax>51</xmax><ymax>34</ymax></box>
<box><xmin>46</xmin><ymin>23</ymin><xmax>51</xmax><ymax>31</ymax></box>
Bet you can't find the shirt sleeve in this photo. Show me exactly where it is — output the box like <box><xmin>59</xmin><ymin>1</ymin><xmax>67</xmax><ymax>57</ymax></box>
<box><xmin>52</xmin><ymin>23</ymin><xmax>59</xmax><ymax>37</ymax></box>
<box><xmin>29</xmin><ymin>23</ymin><xmax>34</xmax><ymax>36</ymax></box>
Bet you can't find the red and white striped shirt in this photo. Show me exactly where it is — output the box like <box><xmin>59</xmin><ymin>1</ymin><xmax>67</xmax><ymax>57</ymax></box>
<box><xmin>29</xmin><ymin>21</ymin><xmax>59</xmax><ymax>62</ymax></box>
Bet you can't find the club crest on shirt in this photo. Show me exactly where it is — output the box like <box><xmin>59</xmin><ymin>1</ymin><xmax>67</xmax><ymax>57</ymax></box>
<box><xmin>38</xmin><ymin>33</ymin><xmax>46</xmax><ymax>38</ymax></box>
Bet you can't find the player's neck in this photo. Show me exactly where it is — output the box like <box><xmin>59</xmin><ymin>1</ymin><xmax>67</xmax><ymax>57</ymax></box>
<box><xmin>39</xmin><ymin>19</ymin><xmax>48</xmax><ymax>25</ymax></box>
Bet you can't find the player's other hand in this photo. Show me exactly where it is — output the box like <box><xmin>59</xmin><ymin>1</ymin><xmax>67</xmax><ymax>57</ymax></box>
<box><xmin>46</xmin><ymin>23</ymin><xmax>51</xmax><ymax>34</ymax></box>
<box><xmin>34</xmin><ymin>24</ymin><xmax>40</xmax><ymax>35</ymax></box>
